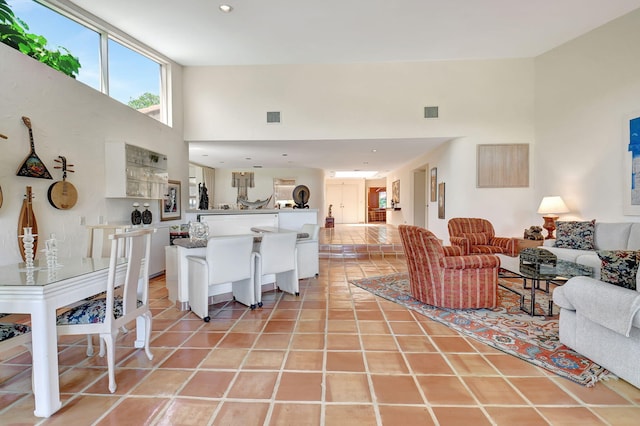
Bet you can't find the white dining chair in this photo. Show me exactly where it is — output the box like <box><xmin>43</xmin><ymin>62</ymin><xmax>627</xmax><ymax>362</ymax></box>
<box><xmin>255</xmin><ymin>231</ymin><xmax>299</xmax><ymax>305</ymax></box>
<box><xmin>296</xmin><ymin>223</ymin><xmax>320</xmax><ymax>279</ymax></box>
<box><xmin>187</xmin><ymin>234</ymin><xmax>257</xmax><ymax>322</ymax></box>
<box><xmin>85</xmin><ymin>224</ymin><xmax>130</xmax><ymax>356</ymax></box>
<box><xmin>56</xmin><ymin>228</ymin><xmax>154</xmax><ymax>393</ymax></box>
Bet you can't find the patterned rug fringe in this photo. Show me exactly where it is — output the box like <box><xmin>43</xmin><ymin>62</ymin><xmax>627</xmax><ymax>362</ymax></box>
<box><xmin>350</xmin><ymin>272</ymin><xmax>612</xmax><ymax>387</ymax></box>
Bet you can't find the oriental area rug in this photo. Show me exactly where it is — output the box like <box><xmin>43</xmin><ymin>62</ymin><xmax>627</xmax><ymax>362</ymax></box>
<box><xmin>350</xmin><ymin>272</ymin><xmax>612</xmax><ymax>387</ymax></box>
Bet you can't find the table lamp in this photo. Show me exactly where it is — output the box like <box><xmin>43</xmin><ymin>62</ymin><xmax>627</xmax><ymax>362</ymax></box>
<box><xmin>537</xmin><ymin>196</ymin><xmax>569</xmax><ymax>239</ymax></box>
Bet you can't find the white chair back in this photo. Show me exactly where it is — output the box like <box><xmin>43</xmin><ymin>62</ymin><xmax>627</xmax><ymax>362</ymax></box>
<box><xmin>206</xmin><ymin>235</ymin><xmax>255</xmax><ymax>285</ymax></box>
<box><xmin>258</xmin><ymin>232</ymin><xmax>297</xmax><ymax>275</ymax></box>
<box><xmin>107</xmin><ymin>228</ymin><xmax>153</xmax><ymax>325</ymax></box>
<box><xmin>300</xmin><ymin>223</ymin><xmax>320</xmax><ymax>240</ymax></box>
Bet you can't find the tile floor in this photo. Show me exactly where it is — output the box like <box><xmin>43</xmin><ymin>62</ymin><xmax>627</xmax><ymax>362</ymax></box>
<box><xmin>1</xmin><ymin>224</ymin><xmax>640</xmax><ymax>425</ymax></box>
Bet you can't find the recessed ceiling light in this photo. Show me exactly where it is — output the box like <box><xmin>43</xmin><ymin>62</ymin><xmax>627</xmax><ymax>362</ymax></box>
<box><xmin>371</xmin><ymin>149</ymin><xmax>377</xmax><ymax>153</ymax></box>
<box><xmin>219</xmin><ymin>4</ymin><xmax>233</xmax><ymax>13</ymax></box>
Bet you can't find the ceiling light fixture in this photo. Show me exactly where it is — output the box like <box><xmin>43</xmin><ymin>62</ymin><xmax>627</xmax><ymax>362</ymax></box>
<box><xmin>219</xmin><ymin>4</ymin><xmax>233</xmax><ymax>13</ymax></box>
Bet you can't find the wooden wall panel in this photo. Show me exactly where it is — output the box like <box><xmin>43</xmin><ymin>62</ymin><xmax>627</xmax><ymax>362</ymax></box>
<box><xmin>477</xmin><ymin>144</ymin><xmax>529</xmax><ymax>188</ymax></box>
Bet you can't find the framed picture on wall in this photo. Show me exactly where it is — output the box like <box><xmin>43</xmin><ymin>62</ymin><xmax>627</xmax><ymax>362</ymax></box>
<box><xmin>625</xmin><ymin>111</ymin><xmax>640</xmax><ymax>215</ymax></box>
<box><xmin>392</xmin><ymin>180</ymin><xmax>400</xmax><ymax>206</ymax></box>
<box><xmin>160</xmin><ymin>180</ymin><xmax>181</xmax><ymax>221</ymax></box>
<box><xmin>430</xmin><ymin>167</ymin><xmax>437</xmax><ymax>202</ymax></box>
<box><xmin>438</xmin><ymin>182</ymin><xmax>445</xmax><ymax>219</ymax></box>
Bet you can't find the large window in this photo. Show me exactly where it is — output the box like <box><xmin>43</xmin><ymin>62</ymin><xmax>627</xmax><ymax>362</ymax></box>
<box><xmin>2</xmin><ymin>0</ymin><xmax>167</xmax><ymax>124</ymax></box>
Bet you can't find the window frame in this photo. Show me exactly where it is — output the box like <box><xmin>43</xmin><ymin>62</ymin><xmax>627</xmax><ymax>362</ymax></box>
<box><xmin>30</xmin><ymin>0</ymin><xmax>172</xmax><ymax>126</ymax></box>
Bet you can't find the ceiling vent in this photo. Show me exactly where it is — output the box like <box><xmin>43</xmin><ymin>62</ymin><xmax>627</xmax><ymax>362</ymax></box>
<box><xmin>267</xmin><ymin>111</ymin><xmax>281</xmax><ymax>123</ymax></box>
<box><xmin>424</xmin><ymin>106</ymin><xmax>439</xmax><ymax>118</ymax></box>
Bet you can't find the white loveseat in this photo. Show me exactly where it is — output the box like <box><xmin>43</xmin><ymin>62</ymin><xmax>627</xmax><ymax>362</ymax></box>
<box><xmin>543</xmin><ymin>222</ymin><xmax>640</xmax><ymax>280</ymax></box>
<box><xmin>549</xmin><ymin>221</ymin><xmax>640</xmax><ymax>388</ymax></box>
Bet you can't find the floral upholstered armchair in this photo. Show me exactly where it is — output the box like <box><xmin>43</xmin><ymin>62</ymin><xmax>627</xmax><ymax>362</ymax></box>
<box><xmin>448</xmin><ymin>217</ymin><xmax>517</xmax><ymax>257</ymax></box>
<box><xmin>398</xmin><ymin>225</ymin><xmax>499</xmax><ymax>309</ymax></box>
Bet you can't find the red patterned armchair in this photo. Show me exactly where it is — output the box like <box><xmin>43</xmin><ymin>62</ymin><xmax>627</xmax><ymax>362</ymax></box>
<box><xmin>448</xmin><ymin>218</ymin><xmax>517</xmax><ymax>257</ymax></box>
<box><xmin>399</xmin><ymin>225</ymin><xmax>499</xmax><ymax>309</ymax></box>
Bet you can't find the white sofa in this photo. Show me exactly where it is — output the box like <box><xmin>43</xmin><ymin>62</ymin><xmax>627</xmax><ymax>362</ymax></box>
<box><xmin>549</xmin><ymin>221</ymin><xmax>640</xmax><ymax>388</ymax></box>
<box><xmin>553</xmin><ymin>277</ymin><xmax>640</xmax><ymax>388</ymax></box>
<box><xmin>543</xmin><ymin>222</ymin><xmax>640</xmax><ymax>280</ymax></box>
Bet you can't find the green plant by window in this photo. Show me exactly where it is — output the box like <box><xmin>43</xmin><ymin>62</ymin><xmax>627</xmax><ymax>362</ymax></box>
<box><xmin>0</xmin><ymin>0</ymin><xmax>80</xmax><ymax>78</ymax></box>
<box><xmin>128</xmin><ymin>92</ymin><xmax>160</xmax><ymax>109</ymax></box>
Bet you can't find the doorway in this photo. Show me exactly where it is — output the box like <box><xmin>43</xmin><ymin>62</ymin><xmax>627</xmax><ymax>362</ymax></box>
<box><xmin>326</xmin><ymin>183</ymin><xmax>359</xmax><ymax>224</ymax></box>
<box><xmin>413</xmin><ymin>168</ymin><xmax>427</xmax><ymax>228</ymax></box>
<box><xmin>367</xmin><ymin>187</ymin><xmax>387</xmax><ymax>223</ymax></box>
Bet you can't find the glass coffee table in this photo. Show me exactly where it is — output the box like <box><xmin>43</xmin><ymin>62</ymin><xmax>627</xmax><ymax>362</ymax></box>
<box><xmin>496</xmin><ymin>254</ymin><xmax>593</xmax><ymax>316</ymax></box>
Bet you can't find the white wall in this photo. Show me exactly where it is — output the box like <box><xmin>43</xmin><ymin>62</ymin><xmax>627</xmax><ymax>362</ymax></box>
<box><xmin>534</xmin><ymin>9</ymin><xmax>640</xmax><ymax>224</ymax></box>
<box><xmin>183</xmin><ymin>59</ymin><xmax>534</xmax><ymax>142</ymax></box>
<box><xmin>0</xmin><ymin>44</ymin><xmax>188</xmax><ymax>266</ymax></box>
<box><xmin>183</xmin><ymin>59</ymin><xmax>536</xmax><ymax>239</ymax></box>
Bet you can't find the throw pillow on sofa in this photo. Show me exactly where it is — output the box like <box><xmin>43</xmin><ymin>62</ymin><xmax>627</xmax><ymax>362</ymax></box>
<box><xmin>554</xmin><ymin>220</ymin><xmax>596</xmax><ymax>250</ymax></box>
<box><xmin>597</xmin><ymin>250</ymin><xmax>639</xmax><ymax>290</ymax></box>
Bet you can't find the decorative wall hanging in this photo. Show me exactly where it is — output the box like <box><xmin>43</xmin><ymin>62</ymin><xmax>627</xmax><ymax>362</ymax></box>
<box><xmin>17</xmin><ymin>186</ymin><xmax>38</xmax><ymax>261</ymax></box>
<box><xmin>161</xmin><ymin>180</ymin><xmax>181</xmax><ymax>221</ymax></box>
<box><xmin>476</xmin><ymin>144</ymin><xmax>529</xmax><ymax>188</ymax></box>
<box><xmin>16</xmin><ymin>116</ymin><xmax>53</xmax><ymax>179</ymax></box>
<box><xmin>430</xmin><ymin>167</ymin><xmax>438</xmax><ymax>202</ymax></box>
<box><xmin>625</xmin><ymin>112</ymin><xmax>640</xmax><ymax>215</ymax></box>
<box><xmin>391</xmin><ymin>180</ymin><xmax>400</xmax><ymax>207</ymax></box>
<box><xmin>438</xmin><ymin>182</ymin><xmax>446</xmax><ymax>219</ymax></box>
<box><xmin>232</xmin><ymin>171</ymin><xmax>255</xmax><ymax>202</ymax></box>
<box><xmin>48</xmin><ymin>156</ymin><xmax>77</xmax><ymax>210</ymax></box>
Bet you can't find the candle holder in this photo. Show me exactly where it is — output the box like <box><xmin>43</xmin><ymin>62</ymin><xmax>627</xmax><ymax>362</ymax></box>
<box><xmin>20</xmin><ymin>227</ymin><xmax>37</xmax><ymax>269</ymax></box>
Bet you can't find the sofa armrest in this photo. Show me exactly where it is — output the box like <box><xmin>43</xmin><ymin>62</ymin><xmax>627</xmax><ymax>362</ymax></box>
<box><xmin>443</xmin><ymin>246</ymin><xmax>464</xmax><ymax>256</ymax></box>
<box><xmin>554</xmin><ymin>276</ymin><xmax>640</xmax><ymax>336</ymax></box>
<box><xmin>449</xmin><ymin>236</ymin><xmax>469</xmax><ymax>255</ymax></box>
<box><xmin>489</xmin><ymin>236</ymin><xmax>517</xmax><ymax>257</ymax></box>
<box><xmin>440</xmin><ymin>254</ymin><xmax>500</xmax><ymax>270</ymax></box>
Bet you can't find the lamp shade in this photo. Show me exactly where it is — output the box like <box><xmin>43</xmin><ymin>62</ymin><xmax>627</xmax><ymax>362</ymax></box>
<box><xmin>537</xmin><ymin>196</ymin><xmax>569</xmax><ymax>215</ymax></box>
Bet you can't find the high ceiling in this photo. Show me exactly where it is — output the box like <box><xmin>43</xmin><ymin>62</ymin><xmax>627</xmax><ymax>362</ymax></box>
<box><xmin>69</xmin><ymin>0</ymin><xmax>640</xmax><ymax>175</ymax></box>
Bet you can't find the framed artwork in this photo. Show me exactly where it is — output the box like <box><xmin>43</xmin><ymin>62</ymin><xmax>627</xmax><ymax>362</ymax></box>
<box><xmin>160</xmin><ymin>180</ymin><xmax>181</xmax><ymax>221</ymax></box>
<box><xmin>438</xmin><ymin>182</ymin><xmax>445</xmax><ymax>219</ymax></box>
<box><xmin>476</xmin><ymin>144</ymin><xmax>529</xmax><ymax>188</ymax></box>
<box><xmin>625</xmin><ymin>112</ymin><xmax>640</xmax><ymax>215</ymax></box>
<box><xmin>392</xmin><ymin>180</ymin><xmax>400</xmax><ymax>205</ymax></box>
<box><xmin>430</xmin><ymin>167</ymin><xmax>438</xmax><ymax>202</ymax></box>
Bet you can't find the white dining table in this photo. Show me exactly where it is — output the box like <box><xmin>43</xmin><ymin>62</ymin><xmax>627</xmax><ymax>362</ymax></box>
<box><xmin>0</xmin><ymin>257</ymin><xmax>129</xmax><ymax>418</ymax></box>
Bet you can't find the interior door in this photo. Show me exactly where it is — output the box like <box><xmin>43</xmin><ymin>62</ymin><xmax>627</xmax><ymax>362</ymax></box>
<box><xmin>326</xmin><ymin>183</ymin><xmax>359</xmax><ymax>224</ymax></box>
<box><xmin>413</xmin><ymin>169</ymin><xmax>426</xmax><ymax>228</ymax></box>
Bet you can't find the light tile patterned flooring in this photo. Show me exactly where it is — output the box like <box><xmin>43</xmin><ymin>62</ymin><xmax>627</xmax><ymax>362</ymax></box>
<box><xmin>1</xmin><ymin>224</ymin><xmax>640</xmax><ymax>425</ymax></box>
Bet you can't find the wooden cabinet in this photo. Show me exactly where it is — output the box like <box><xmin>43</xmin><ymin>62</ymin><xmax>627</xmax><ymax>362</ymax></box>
<box><xmin>105</xmin><ymin>142</ymin><xmax>168</xmax><ymax>199</ymax></box>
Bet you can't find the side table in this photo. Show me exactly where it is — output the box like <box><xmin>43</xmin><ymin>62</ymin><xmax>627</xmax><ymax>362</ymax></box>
<box><xmin>515</xmin><ymin>238</ymin><xmax>543</xmax><ymax>254</ymax></box>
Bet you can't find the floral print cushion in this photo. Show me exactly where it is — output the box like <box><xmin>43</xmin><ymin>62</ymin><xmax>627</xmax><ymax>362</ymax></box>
<box><xmin>0</xmin><ymin>322</ymin><xmax>31</xmax><ymax>342</ymax></box>
<box><xmin>57</xmin><ymin>296</ymin><xmax>142</xmax><ymax>325</ymax></box>
<box><xmin>554</xmin><ymin>220</ymin><xmax>596</xmax><ymax>250</ymax></box>
<box><xmin>597</xmin><ymin>250</ymin><xmax>639</xmax><ymax>290</ymax></box>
